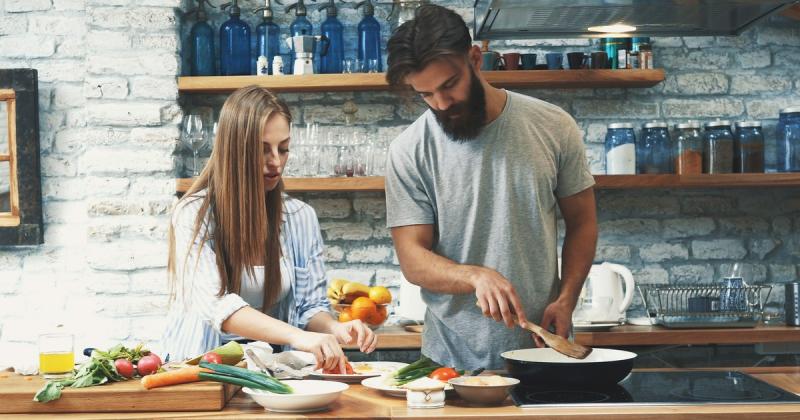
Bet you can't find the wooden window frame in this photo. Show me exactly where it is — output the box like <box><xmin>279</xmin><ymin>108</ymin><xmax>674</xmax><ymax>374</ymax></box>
<box><xmin>0</xmin><ymin>88</ymin><xmax>20</xmax><ymax>227</ymax></box>
<box><xmin>0</xmin><ymin>69</ymin><xmax>43</xmax><ymax>245</ymax></box>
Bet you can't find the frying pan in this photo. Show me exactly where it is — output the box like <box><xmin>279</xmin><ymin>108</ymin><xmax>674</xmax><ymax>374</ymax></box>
<box><xmin>501</xmin><ymin>348</ymin><xmax>636</xmax><ymax>387</ymax></box>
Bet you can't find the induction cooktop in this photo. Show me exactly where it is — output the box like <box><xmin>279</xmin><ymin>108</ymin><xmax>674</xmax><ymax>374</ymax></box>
<box><xmin>511</xmin><ymin>371</ymin><xmax>800</xmax><ymax>407</ymax></box>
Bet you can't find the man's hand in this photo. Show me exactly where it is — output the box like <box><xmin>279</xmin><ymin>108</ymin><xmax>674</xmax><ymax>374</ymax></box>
<box><xmin>470</xmin><ymin>267</ymin><xmax>528</xmax><ymax>328</ymax></box>
<box><xmin>534</xmin><ymin>299</ymin><xmax>575</xmax><ymax>347</ymax></box>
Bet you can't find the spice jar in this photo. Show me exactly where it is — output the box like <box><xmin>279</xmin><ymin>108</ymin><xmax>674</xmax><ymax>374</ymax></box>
<box><xmin>639</xmin><ymin>121</ymin><xmax>672</xmax><ymax>174</ymax></box>
<box><xmin>605</xmin><ymin>123</ymin><xmax>636</xmax><ymax>174</ymax></box>
<box><xmin>406</xmin><ymin>377</ymin><xmax>446</xmax><ymax>409</ymax></box>
<box><xmin>734</xmin><ymin>121</ymin><xmax>765</xmax><ymax>173</ymax></box>
<box><xmin>674</xmin><ymin>122</ymin><xmax>703</xmax><ymax>175</ymax></box>
<box><xmin>703</xmin><ymin>120</ymin><xmax>734</xmax><ymax>174</ymax></box>
<box><xmin>777</xmin><ymin>106</ymin><xmax>800</xmax><ymax>173</ymax></box>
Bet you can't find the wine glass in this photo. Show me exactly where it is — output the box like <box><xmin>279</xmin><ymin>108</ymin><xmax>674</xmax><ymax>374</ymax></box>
<box><xmin>183</xmin><ymin>114</ymin><xmax>205</xmax><ymax>176</ymax></box>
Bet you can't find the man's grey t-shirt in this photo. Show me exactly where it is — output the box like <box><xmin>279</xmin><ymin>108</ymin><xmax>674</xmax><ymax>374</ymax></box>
<box><xmin>385</xmin><ymin>90</ymin><xmax>595</xmax><ymax>370</ymax></box>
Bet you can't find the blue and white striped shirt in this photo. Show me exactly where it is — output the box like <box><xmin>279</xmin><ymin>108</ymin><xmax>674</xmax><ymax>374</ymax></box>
<box><xmin>161</xmin><ymin>191</ymin><xmax>330</xmax><ymax>362</ymax></box>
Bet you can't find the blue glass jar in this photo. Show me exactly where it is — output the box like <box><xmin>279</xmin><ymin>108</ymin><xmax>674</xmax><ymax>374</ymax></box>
<box><xmin>734</xmin><ymin>121</ymin><xmax>765</xmax><ymax>173</ymax></box>
<box><xmin>674</xmin><ymin>122</ymin><xmax>703</xmax><ymax>175</ymax></box>
<box><xmin>777</xmin><ymin>106</ymin><xmax>800</xmax><ymax>173</ymax></box>
<box><xmin>703</xmin><ymin>120</ymin><xmax>734</xmax><ymax>174</ymax></box>
<box><xmin>605</xmin><ymin>123</ymin><xmax>636</xmax><ymax>175</ymax></box>
<box><xmin>639</xmin><ymin>121</ymin><xmax>671</xmax><ymax>174</ymax></box>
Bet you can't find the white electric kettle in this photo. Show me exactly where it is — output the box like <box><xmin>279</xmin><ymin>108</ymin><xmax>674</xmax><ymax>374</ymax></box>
<box><xmin>577</xmin><ymin>262</ymin><xmax>635</xmax><ymax>324</ymax></box>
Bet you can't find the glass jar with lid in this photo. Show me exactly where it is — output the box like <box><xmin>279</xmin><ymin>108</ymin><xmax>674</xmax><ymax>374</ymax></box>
<box><xmin>703</xmin><ymin>120</ymin><xmax>734</xmax><ymax>174</ymax></box>
<box><xmin>639</xmin><ymin>121</ymin><xmax>671</xmax><ymax>174</ymax></box>
<box><xmin>673</xmin><ymin>122</ymin><xmax>703</xmax><ymax>175</ymax></box>
<box><xmin>734</xmin><ymin>121</ymin><xmax>765</xmax><ymax>173</ymax></box>
<box><xmin>777</xmin><ymin>106</ymin><xmax>800</xmax><ymax>172</ymax></box>
<box><xmin>605</xmin><ymin>123</ymin><xmax>636</xmax><ymax>175</ymax></box>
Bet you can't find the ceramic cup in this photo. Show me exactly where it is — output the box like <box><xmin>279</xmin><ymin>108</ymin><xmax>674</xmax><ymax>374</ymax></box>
<box><xmin>521</xmin><ymin>53</ymin><xmax>537</xmax><ymax>70</ymax></box>
<box><xmin>567</xmin><ymin>52</ymin><xmax>588</xmax><ymax>69</ymax></box>
<box><xmin>545</xmin><ymin>53</ymin><xmax>563</xmax><ymax>70</ymax></box>
<box><xmin>502</xmin><ymin>53</ymin><xmax>521</xmax><ymax>70</ymax></box>
<box><xmin>591</xmin><ymin>51</ymin><xmax>609</xmax><ymax>69</ymax></box>
<box><xmin>481</xmin><ymin>51</ymin><xmax>502</xmax><ymax>71</ymax></box>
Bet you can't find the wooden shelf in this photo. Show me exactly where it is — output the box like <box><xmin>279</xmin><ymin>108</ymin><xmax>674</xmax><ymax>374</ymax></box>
<box><xmin>177</xmin><ymin>69</ymin><xmax>665</xmax><ymax>93</ymax></box>
<box><xmin>339</xmin><ymin>325</ymin><xmax>800</xmax><ymax>350</ymax></box>
<box><xmin>177</xmin><ymin>173</ymin><xmax>800</xmax><ymax>194</ymax></box>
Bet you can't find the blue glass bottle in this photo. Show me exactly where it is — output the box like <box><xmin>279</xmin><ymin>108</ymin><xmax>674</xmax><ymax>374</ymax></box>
<box><xmin>286</xmin><ymin>0</ymin><xmax>314</xmax><ymax>75</ymax></box>
<box><xmin>356</xmin><ymin>0</ymin><xmax>382</xmax><ymax>72</ymax></box>
<box><xmin>639</xmin><ymin>121</ymin><xmax>671</xmax><ymax>174</ymax></box>
<box><xmin>605</xmin><ymin>123</ymin><xmax>636</xmax><ymax>175</ymax></box>
<box><xmin>318</xmin><ymin>0</ymin><xmax>343</xmax><ymax>74</ymax></box>
<box><xmin>220</xmin><ymin>1</ymin><xmax>251</xmax><ymax>76</ymax></box>
<box><xmin>255</xmin><ymin>0</ymin><xmax>281</xmax><ymax>75</ymax></box>
<box><xmin>188</xmin><ymin>0</ymin><xmax>215</xmax><ymax>76</ymax></box>
<box><xmin>777</xmin><ymin>106</ymin><xmax>800</xmax><ymax>172</ymax></box>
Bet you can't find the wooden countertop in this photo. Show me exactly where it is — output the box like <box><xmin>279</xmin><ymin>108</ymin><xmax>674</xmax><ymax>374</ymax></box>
<box><xmin>7</xmin><ymin>367</ymin><xmax>800</xmax><ymax>419</ymax></box>
<box><xmin>354</xmin><ymin>324</ymin><xmax>800</xmax><ymax>350</ymax></box>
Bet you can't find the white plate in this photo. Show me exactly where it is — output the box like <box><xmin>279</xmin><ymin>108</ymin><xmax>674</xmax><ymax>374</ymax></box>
<box><xmin>243</xmin><ymin>380</ymin><xmax>348</xmax><ymax>413</ymax></box>
<box><xmin>573</xmin><ymin>322</ymin><xmax>621</xmax><ymax>331</ymax></box>
<box><xmin>361</xmin><ymin>375</ymin><xmax>454</xmax><ymax>398</ymax></box>
<box><xmin>310</xmin><ymin>361</ymin><xmax>408</xmax><ymax>383</ymax></box>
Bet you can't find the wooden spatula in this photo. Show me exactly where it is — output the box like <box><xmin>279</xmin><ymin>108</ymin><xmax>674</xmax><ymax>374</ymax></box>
<box><xmin>520</xmin><ymin>320</ymin><xmax>592</xmax><ymax>360</ymax></box>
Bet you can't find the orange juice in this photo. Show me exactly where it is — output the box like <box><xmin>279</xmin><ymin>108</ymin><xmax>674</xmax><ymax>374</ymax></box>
<box><xmin>39</xmin><ymin>351</ymin><xmax>74</xmax><ymax>374</ymax></box>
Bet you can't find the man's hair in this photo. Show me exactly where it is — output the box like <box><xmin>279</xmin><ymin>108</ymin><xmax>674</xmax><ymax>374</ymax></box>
<box><xmin>386</xmin><ymin>4</ymin><xmax>472</xmax><ymax>87</ymax></box>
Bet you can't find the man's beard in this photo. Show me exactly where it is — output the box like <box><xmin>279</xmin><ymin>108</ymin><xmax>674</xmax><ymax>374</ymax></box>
<box><xmin>430</xmin><ymin>69</ymin><xmax>487</xmax><ymax>142</ymax></box>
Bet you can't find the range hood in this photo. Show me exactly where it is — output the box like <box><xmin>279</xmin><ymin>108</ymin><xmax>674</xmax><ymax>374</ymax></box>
<box><xmin>474</xmin><ymin>0</ymin><xmax>800</xmax><ymax>39</ymax></box>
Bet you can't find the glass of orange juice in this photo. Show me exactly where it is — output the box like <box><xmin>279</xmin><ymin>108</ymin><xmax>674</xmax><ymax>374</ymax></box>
<box><xmin>39</xmin><ymin>333</ymin><xmax>75</xmax><ymax>379</ymax></box>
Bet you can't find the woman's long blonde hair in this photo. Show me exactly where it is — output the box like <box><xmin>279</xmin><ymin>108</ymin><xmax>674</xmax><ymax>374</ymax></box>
<box><xmin>168</xmin><ymin>86</ymin><xmax>291</xmax><ymax>311</ymax></box>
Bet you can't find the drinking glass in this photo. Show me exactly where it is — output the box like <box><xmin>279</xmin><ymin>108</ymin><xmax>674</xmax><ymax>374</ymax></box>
<box><xmin>342</xmin><ymin>58</ymin><xmax>356</xmax><ymax>74</ymax></box>
<box><xmin>365</xmin><ymin>58</ymin><xmax>379</xmax><ymax>73</ymax></box>
<box><xmin>39</xmin><ymin>333</ymin><xmax>74</xmax><ymax>379</ymax></box>
<box><xmin>183</xmin><ymin>114</ymin><xmax>205</xmax><ymax>176</ymax></box>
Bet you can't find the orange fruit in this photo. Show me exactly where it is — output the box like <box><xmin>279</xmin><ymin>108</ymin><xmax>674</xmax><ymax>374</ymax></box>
<box><xmin>351</xmin><ymin>297</ymin><xmax>377</xmax><ymax>321</ymax></box>
<box><xmin>367</xmin><ymin>305</ymin><xmax>388</xmax><ymax>325</ymax></box>
<box><xmin>368</xmin><ymin>286</ymin><xmax>392</xmax><ymax>305</ymax></box>
<box><xmin>338</xmin><ymin>307</ymin><xmax>353</xmax><ymax>323</ymax></box>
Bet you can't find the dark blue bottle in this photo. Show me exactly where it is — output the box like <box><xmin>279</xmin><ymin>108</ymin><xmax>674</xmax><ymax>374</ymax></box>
<box><xmin>188</xmin><ymin>0</ymin><xmax>216</xmax><ymax>76</ymax></box>
<box><xmin>356</xmin><ymin>0</ymin><xmax>381</xmax><ymax>72</ymax></box>
<box><xmin>220</xmin><ymin>0</ymin><xmax>251</xmax><ymax>76</ymax></box>
<box><xmin>318</xmin><ymin>0</ymin><xmax>343</xmax><ymax>74</ymax></box>
<box><xmin>255</xmin><ymin>0</ymin><xmax>281</xmax><ymax>75</ymax></box>
<box><xmin>286</xmin><ymin>0</ymin><xmax>314</xmax><ymax>75</ymax></box>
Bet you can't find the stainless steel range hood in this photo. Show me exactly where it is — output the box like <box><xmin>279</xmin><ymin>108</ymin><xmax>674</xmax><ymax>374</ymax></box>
<box><xmin>474</xmin><ymin>0</ymin><xmax>799</xmax><ymax>39</ymax></box>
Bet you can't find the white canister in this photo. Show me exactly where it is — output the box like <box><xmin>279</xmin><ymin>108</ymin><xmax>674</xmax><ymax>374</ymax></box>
<box><xmin>272</xmin><ymin>56</ymin><xmax>284</xmax><ymax>76</ymax></box>
<box><xmin>405</xmin><ymin>377</ymin><xmax>445</xmax><ymax>409</ymax></box>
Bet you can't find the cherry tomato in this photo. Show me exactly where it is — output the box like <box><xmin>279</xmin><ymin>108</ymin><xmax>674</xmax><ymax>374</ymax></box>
<box><xmin>202</xmin><ymin>352</ymin><xmax>222</xmax><ymax>364</ymax></box>
<box><xmin>429</xmin><ymin>367</ymin><xmax>460</xmax><ymax>382</ymax></box>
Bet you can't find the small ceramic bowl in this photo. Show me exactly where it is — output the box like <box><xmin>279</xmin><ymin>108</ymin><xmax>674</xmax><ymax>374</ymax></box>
<box><xmin>447</xmin><ymin>376</ymin><xmax>520</xmax><ymax>405</ymax></box>
<box><xmin>243</xmin><ymin>380</ymin><xmax>348</xmax><ymax>413</ymax></box>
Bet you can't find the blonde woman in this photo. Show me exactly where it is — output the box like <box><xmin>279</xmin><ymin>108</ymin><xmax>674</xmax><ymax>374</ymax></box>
<box><xmin>162</xmin><ymin>86</ymin><xmax>376</xmax><ymax>372</ymax></box>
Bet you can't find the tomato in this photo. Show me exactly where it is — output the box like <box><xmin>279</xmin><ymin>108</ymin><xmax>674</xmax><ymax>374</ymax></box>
<box><xmin>136</xmin><ymin>355</ymin><xmax>161</xmax><ymax>376</ymax></box>
<box><xmin>202</xmin><ymin>352</ymin><xmax>222</xmax><ymax>364</ymax></box>
<box><xmin>429</xmin><ymin>367</ymin><xmax>460</xmax><ymax>382</ymax></box>
<box><xmin>114</xmin><ymin>358</ymin><xmax>134</xmax><ymax>378</ymax></box>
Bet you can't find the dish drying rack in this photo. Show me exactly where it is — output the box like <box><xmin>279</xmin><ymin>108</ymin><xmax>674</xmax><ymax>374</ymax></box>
<box><xmin>637</xmin><ymin>283</ymin><xmax>773</xmax><ymax>328</ymax></box>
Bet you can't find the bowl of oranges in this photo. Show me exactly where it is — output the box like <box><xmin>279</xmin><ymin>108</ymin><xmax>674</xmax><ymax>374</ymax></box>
<box><xmin>327</xmin><ymin>280</ymin><xmax>393</xmax><ymax>330</ymax></box>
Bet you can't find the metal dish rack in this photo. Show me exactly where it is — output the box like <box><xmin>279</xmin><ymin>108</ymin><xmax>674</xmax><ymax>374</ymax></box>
<box><xmin>637</xmin><ymin>283</ymin><xmax>773</xmax><ymax>328</ymax></box>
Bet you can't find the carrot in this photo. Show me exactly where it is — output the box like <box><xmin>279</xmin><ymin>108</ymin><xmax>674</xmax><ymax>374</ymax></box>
<box><xmin>141</xmin><ymin>366</ymin><xmax>210</xmax><ymax>390</ymax></box>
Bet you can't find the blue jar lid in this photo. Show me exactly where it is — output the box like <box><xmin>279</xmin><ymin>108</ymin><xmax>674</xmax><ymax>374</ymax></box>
<box><xmin>643</xmin><ymin>121</ymin><xmax>668</xmax><ymax>129</ymax></box>
<box><xmin>705</xmin><ymin>120</ymin><xmax>732</xmax><ymax>128</ymax></box>
<box><xmin>735</xmin><ymin>121</ymin><xmax>761</xmax><ymax>128</ymax></box>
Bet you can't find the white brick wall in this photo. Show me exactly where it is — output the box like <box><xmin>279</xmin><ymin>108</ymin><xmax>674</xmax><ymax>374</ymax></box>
<box><xmin>1</xmin><ymin>2</ymin><xmax>799</xmax><ymax>353</ymax></box>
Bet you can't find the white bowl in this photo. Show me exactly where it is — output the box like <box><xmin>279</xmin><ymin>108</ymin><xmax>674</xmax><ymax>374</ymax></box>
<box><xmin>243</xmin><ymin>380</ymin><xmax>348</xmax><ymax>413</ymax></box>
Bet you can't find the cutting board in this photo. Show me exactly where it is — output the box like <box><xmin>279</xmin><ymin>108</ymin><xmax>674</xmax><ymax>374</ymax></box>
<box><xmin>0</xmin><ymin>373</ymin><xmax>239</xmax><ymax>414</ymax></box>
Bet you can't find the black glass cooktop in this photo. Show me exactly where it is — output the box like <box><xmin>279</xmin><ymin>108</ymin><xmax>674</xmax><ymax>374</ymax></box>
<box><xmin>511</xmin><ymin>371</ymin><xmax>800</xmax><ymax>407</ymax></box>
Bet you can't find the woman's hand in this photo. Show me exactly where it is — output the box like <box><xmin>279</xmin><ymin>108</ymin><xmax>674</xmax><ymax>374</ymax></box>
<box><xmin>330</xmin><ymin>320</ymin><xmax>378</xmax><ymax>353</ymax></box>
<box><xmin>288</xmin><ymin>331</ymin><xmax>347</xmax><ymax>372</ymax></box>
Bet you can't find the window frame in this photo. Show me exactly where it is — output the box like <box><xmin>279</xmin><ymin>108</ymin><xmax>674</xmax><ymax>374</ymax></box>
<box><xmin>0</xmin><ymin>88</ymin><xmax>20</xmax><ymax>227</ymax></box>
<box><xmin>0</xmin><ymin>69</ymin><xmax>43</xmax><ymax>245</ymax></box>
